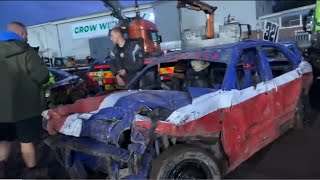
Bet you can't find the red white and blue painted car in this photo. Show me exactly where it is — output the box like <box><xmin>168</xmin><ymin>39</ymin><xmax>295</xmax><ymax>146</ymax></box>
<box><xmin>42</xmin><ymin>40</ymin><xmax>313</xmax><ymax>179</ymax></box>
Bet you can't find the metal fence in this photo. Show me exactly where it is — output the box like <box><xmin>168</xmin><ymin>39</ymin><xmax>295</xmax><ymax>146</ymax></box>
<box><xmin>277</xmin><ymin>31</ymin><xmax>312</xmax><ymax>49</ymax></box>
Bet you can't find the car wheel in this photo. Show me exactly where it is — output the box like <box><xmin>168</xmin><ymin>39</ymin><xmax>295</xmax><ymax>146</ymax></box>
<box><xmin>294</xmin><ymin>94</ymin><xmax>311</xmax><ymax>130</ymax></box>
<box><xmin>150</xmin><ymin>145</ymin><xmax>221</xmax><ymax>179</ymax></box>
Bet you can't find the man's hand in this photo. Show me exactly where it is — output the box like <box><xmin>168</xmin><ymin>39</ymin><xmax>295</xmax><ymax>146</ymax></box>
<box><xmin>118</xmin><ymin>69</ymin><xmax>126</xmax><ymax>77</ymax></box>
<box><xmin>116</xmin><ymin>74</ymin><xmax>126</xmax><ymax>87</ymax></box>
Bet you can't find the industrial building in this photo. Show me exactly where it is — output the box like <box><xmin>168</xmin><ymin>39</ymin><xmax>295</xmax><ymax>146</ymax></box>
<box><xmin>27</xmin><ymin>1</ymin><xmax>273</xmax><ymax>59</ymax></box>
<box><xmin>258</xmin><ymin>4</ymin><xmax>315</xmax><ymax>41</ymax></box>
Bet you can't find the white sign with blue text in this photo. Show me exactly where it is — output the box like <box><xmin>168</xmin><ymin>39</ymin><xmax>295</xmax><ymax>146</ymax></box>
<box><xmin>72</xmin><ymin>8</ymin><xmax>155</xmax><ymax>39</ymax></box>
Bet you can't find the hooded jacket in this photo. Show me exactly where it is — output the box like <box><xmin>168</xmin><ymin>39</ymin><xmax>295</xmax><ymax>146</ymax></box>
<box><xmin>0</xmin><ymin>31</ymin><xmax>49</xmax><ymax>123</ymax></box>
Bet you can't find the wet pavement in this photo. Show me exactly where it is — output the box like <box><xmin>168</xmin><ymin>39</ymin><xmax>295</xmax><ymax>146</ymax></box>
<box><xmin>226</xmin><ymin>110</ymin><xmax>320</xmax><ymax>179</ymax></box>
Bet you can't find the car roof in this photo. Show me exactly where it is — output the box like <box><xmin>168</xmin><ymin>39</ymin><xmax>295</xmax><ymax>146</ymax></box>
<box><xmin>128</xmin><ymin>40</ymin><xmax>299</xmax><ymax>89</ymax></box>
<box><xmin>147</xmin><ymin>40</ymin><xmax>287</xmax><ymax>65</ymax></box>
<box><xmin>48</xmin><ymin>67</ymin><xmax>72</xmax><ymax>78</ymax></box>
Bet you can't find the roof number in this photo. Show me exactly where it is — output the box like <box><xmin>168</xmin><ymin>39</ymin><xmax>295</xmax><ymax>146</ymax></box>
<box><xmin>263</xmin><ymin>21</ymin><xmax>279</xmax><ymax>43</ymax></box>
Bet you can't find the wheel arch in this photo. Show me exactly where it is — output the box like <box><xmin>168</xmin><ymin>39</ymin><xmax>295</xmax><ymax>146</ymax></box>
<box><xmin>153</xmin><ymin>132</ymin><xmax>229</xmax><ymax>175</ymax></box>
<box><xmin>149</xmin><ymin>143</ymin><xmax>224</xmax><ymax>179</ymax></box>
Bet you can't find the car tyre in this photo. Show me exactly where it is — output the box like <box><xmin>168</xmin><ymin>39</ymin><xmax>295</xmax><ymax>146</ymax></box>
<box><xmin>150</xmin><ymin>145</ymin><xmax>221</xmax><ymax>179</ymax></box>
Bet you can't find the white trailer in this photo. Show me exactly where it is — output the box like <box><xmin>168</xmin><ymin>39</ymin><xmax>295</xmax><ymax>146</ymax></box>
<box><xmin>27</xmin><ymin>4</ymin><xmax>155</xmax><ymax>60</ymax></box>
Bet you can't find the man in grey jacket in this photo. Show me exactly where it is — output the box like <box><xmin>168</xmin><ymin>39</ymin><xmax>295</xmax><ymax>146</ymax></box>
<box><xmin>0</xmin><ymin>22</ymin><xmax>49</xmax><ymax>178</ymax></box>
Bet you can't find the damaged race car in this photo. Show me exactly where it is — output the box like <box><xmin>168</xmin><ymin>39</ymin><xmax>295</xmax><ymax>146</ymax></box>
<box><xmin>46</xmin><ymin>68</ymin><xmax>88</xmax><ymax>108</ymax></box>
<box><xmin>42</xmin><ymin>40</ymin><xmax>313</xmax><ymax>179</ymax></box>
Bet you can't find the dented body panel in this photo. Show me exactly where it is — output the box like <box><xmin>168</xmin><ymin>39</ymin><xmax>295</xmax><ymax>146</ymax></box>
<box><xmin>42</xmin><ymin>40</ymin><xmax>313</xmax><ymax>179</ymax></box>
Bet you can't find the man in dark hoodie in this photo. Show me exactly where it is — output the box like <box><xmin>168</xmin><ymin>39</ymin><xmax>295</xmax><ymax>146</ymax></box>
<box><xmin>0</xmin><ymin>22</ymin><xmax>49</xmax><ymax>178</ymax></box>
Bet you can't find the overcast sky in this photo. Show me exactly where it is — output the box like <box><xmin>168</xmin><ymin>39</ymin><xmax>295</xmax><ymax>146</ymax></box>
<box><xmin>0</xmin><ymin>1</ymin><xmax>153</xmax><ymax>32</ymax></box>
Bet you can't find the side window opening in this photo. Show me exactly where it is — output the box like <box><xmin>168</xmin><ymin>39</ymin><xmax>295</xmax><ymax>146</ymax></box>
<box><xmin>137</xmin><ymin>60</ymin><xmax>227</xmax><ymax>91</ymax></box>
<box><xmin>147</xmin><ymin>30</ymin><xmax>159</xmax><ymax>43</ymax></box>
<box><xmin>236</xmin><ymin>48</ymin><xmax>263</xmax><ymax>90</ymax></box>
<box><xmin>261</xmin><ymin>46</ymin><xmax>295</xmax><ymax>78</ymax></box>
<box><xmin>163</xmin><ymin>61</ymin><xmax>186</xmax><ymax>91</ymax></box>
<box><xmin>137</xmin><ymin>61</ymin><xmax>177</xmax><ymax>90</ymax></box>
<box><xmin>138</xmin><ymin>66</ymin><xmax>158</xmax><ymax>88</ymax></box>
<box><xmin>209</xmin><ymin>62</ymin><xmax>227</xmax><ymax>89</ymax></box>
<box><xmin>184</xmin><ymin>61</ymin><xmax>227</xmax><ymax>90</ymax></box>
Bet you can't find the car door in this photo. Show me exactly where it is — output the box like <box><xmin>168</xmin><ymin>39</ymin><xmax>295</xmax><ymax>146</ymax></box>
<box><xmin>222</xmin><ymin>47</ymin><xmax>276</xmax><ymax>168</ymax></box>
<box><xmin>260</xmin><ymin>45</ymin><xmax>302</xmax><ymax>133</ymax></box>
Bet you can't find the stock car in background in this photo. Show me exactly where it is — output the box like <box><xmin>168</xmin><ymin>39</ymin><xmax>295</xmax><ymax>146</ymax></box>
<box><xmin>85</xmin><ymin>59</ymin><xmax>116</xmax><ymax>94</ymax></box>
<box><xmin>42</xmin><ymin>40</ymin><xmax>312</xmax><ymax>179</ymax></box>
<box><xmin>85</xmin><ymin>58</ymin><xmax>176</xmax><ymax>94</ymax></box>
<box><xmin>46</xmin><ymin>68</ymin><xmax>88</xmax><ymax>108</ymax></box>
<box><xmin>42</xmin><ymin>56</ymin><xmax>91</xmax><ymax>81</ymax></box>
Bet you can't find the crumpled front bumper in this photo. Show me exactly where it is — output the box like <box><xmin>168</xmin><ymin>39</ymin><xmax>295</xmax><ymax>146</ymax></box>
<box><xmin>42</xmin><ymin>90</ymin><xmax>185</xmax><ymax>178</ymax></box>
<box><xmin>42</xmin><ymin>111</ymin><xmax>154</xmax><ymax>179</ymax></box>
<box><xmin>44</xmin><ymin>126</ymin><xmax>152</xmax><ymax>179</ymax></box>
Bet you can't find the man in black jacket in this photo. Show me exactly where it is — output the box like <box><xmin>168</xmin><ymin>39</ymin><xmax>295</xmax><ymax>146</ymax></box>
<box><xmin>109</xmin><ymin>27</ymin><xmax>144</xmax><ymax>87</ymax></box>
<box><xmin>0</xmin><ymin>22</ymin><xmax>49</xmax><ymax>178</ymax></box>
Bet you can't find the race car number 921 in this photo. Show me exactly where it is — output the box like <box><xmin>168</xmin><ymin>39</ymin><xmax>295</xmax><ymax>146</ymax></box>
<box><xmin>263</xmin><ymin>21</ymin><xmax>279</xmax><ymax>42</ymax></box>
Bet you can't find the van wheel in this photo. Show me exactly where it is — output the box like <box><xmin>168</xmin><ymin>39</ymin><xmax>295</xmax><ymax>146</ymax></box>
<box><xmin>294</xmin><ymin>95</ymin><xmax>311</xmax><ymax>130</ymax></box>
<box><xmin>150</xmin><ymin>145</ymin><xmax>221</xmax><ymax>179</ymax></box>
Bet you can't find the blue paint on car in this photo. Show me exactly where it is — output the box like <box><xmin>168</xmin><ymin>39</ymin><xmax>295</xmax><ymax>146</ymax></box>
<box><xmin>44</xmin><ymin>40</ymin><xmax>304</xmax><ymax>179</ymax></box>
